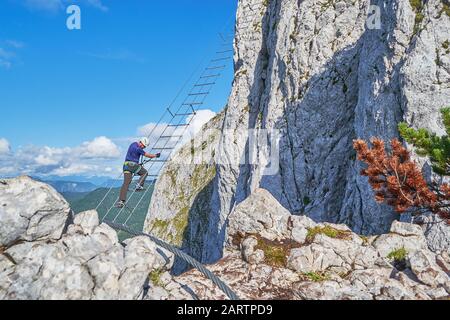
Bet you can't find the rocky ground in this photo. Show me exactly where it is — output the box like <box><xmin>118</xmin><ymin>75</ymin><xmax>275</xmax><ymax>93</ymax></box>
<box><xmin>1</xmin><ymin>177</ymin><xmax>449</xmax><ymax>300</ymax></box>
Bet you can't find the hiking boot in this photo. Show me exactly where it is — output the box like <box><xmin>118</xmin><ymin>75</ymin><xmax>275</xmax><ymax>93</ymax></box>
<box><xmin>135</xmin><ymin>185</ymin><xmax>145</xmax><ymax>192</ymax></box>
<box><xmin>115</xmin><ymin>200</ymin><xmax>125</xmax><ymax>208</ymax></box>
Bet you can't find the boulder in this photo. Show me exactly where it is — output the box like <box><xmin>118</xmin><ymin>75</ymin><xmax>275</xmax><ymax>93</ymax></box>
<box><xmin>409</xmin><ymin>250</ymin><xmax>450</xmax><ymax>291</ymax></box>
<box><xmin>227</xmin><ymin>188</ymin><xmax>291</xmax><ymax>242</ymax></box>
<box><xmin>0</xmin><ymin>176</ymin><xmax>70</xmax><ymax>247</ymax></box>
<box><xmin>373</xmin><ymin>221</ymin><xmax>428</xmax><ymax>258</ymax></box>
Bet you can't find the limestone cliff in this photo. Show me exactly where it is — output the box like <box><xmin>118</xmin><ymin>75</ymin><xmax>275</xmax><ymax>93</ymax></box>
<box><xmin>146</xmin><ymin>0</ymin><xmax>450</xmax><ymax>264</ymax></box>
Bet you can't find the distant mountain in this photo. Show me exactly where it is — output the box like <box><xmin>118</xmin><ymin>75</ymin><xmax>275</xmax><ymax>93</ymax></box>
<box><xmin>61</xmin><ymin>191</ymin><xmax>90</xmax><ymax>203</ymax></box>
<box><xmin>98</xmin><ymin>179</ymin><xmax>124</xmax><ymax>188</ymax></box>
<box><xmin>98</xmin><ymin>178</ymin><xmax>157</xmax><ymax>188</ymax></box>
<box><xmin>34</xmin><ymin>175</ymin><xmax>120</xmax><ymax>187</ymax></box>
<box><xmin>42</xmin><ymin>180</ymin><xmax>98</xmax><ymax>193</ymax></box>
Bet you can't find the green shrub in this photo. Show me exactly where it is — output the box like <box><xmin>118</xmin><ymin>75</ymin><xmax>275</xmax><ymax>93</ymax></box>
<box><xmin>398</xmin><ymin>108</ymin><xmax>450</xmax><ymax>175</ymax></box>
<box><xmin>303</xmin><ymin>271</ymin><xmax>329</xmax><ymax>282</ymax></box>
<box><xmin>387</xmin><ymin>247</ymin><xmax>408</xmax><ymax>262</ymax></box>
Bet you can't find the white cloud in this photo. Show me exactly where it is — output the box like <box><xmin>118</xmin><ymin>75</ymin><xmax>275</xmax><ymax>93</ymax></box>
<box><xmin>137</xmin><ymin>122</ymin><xmax>168</xmax><ymax>140</ymax></box>
<box><xmin>5</xmin><ymin>40</ymin><xmax>25</xmax><ymax>49</ymax></box>
<box><xmin>0</xmin><ymin>136</ymin><xmax>122</xmax><ymax>178</ymax></box>
<box><xmin>0</xmin><ymin>109</ymin><xmax>217</xmax><ymax>178</ymax></box>
<box><xmin>24</xmin><ymin>0</ymin><xmax>63</xmax><ymax>12</ymax></box>
<box><xmin>0</xmin><ymin>138</ymin><xmax>11</xmax><ymax>154</ymax></box>
<box><xmin>0</xmin><ymin>40</ymin><xmax>25</xmax><ymax>69</ymax></box>
<box><xmin>86</xmin><ymin>0</ymin><xmax>108</xmax><ymax>12</ymax></box>
<box><xmin>185</xmin><ymin>109</ymin><xmax>216</xmax><ymax>137</ymax></box>
<box><xmin>0</xmin><ymin>48</ymin><xmax>15</xmax><ymax>69</ymax></box>
<box><xmin>78</xmin><ymin>136</ymin><xmax>120</xmax><ymax>159</ymax></box>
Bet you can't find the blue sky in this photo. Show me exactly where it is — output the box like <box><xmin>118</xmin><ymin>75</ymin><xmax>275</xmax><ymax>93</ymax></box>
<box><xmin>0</xmin><ymin>0</ymin><xmax>237</xmax><ymax>179</ymax></box>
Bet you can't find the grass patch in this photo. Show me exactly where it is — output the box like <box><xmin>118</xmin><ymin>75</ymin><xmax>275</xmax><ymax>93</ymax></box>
<box><xmin>149</xmin><ymin>268</ymin><xmax>164</xmax><ymax>287</ymax></box>
<box><xmin>302</xmin><ymin>271</ymin><xmax>330</xmax><ymax>282</ymax></box>
<box><xmin>306</xmin><ymin>225</ymin><xmax>352</xmax><ymax>243</ymax></box>
<box><xmin>387</xmin><ymin>247</ymin><xmax>408</xmax><ymax>262</ymax></box>
<box><xmin>233</xmin><ymin>233</ymin><xmax>301</xmax><ymax>268</ymax></box>
<box><xmin>410</xmin><ymin>0</ymin><xmax>425</xmax><ymax>35</ymax></box>
<box><xmin>255</xmin><ymin>237</ymin><xmax>290</xmax><ymax>268</ymax></box>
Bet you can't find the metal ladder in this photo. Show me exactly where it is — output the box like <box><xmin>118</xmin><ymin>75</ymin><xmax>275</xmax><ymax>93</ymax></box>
<box><xmin>96</xmin><ymin>37</ymin><xmax>234</xmax><ymax>226</ymax></box>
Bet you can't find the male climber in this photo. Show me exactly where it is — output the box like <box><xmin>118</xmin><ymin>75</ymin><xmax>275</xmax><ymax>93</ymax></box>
<box><xmin>115</xmin><ymin>137</ymin><xmax>160</xmax><ymax>208</ymax></box>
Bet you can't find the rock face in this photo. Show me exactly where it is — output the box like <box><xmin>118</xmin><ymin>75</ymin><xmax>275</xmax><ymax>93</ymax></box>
<box><xmin>146</xmin><ymin>0</ymin><xmax>450</xmax><ymax>264</ymax></box>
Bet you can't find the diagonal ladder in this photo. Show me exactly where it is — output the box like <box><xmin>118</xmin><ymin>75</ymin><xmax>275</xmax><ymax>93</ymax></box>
<box><xmin>96</xmin><ymin>36</ymin><xmax>234</xmax><ymax>226</ymax></box>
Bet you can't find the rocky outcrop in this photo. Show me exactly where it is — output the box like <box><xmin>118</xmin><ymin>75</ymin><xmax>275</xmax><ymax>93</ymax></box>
<box><xmin>1</xmin><ymin>177</ymin><xmax>449</xmax><ymax>300</ymax></box>
<box><xmin>145</xmin><ymin>189</ymin><xmax>450</xmax><ymax>300</ymax></box>
<box><xmin>146</xmin><ymin>0</ymin><xmax>450</xmax><ymax>264</ymax></box>
<box><xmin>0</xmin><ymin>177</ymin><xmax>174</xmax><ymax>300</ymax></box>
<box><xmin>0</xmin><ymin>176</ymin><xmax>71</xmax><ymax>247</ymax></box>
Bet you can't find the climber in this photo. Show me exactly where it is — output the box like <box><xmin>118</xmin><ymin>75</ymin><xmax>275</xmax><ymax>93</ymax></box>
<box><xmin>115</xmin><ymin>137</ymin><xmax>160</xmax><ymax>208</ymax></box>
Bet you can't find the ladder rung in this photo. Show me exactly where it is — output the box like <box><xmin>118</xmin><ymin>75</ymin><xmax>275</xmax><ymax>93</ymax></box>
<box><xmin>160</xmin><ymin>135</ymin><xmax>183</xmax><ymax>138</ymax></box>
<box><xmin>206</xmin><ymin>65</ymin><xmax>226</xmax><ymax>70</ymax></box>
<box><xmin>168</xmin><ymin>123</ymin><xmax>189</xmax><ymax>127</ymax></box>
<box><xmin>200</xmin><ymin>74</ymin><xmax>220</xmax><ymax>79</ymax></box>
<box><xmin>188</xmin><ymin>92</ymin><xmax>209</xmax><ymax>96</ymax></box>
<box><xmin>182</xmin><ymin>102</ymin><xmax>203</xmax><ymax>106</ymax></box>
<box><xmin>152</xmin><ymin>147</ymin><xmax>175</xmax><ymax>150</ymax></box>
<box><xmin>175</xmin><ymin>112</ymin><xmax>195</xmax><ymax>116</ymax></box>
<box><xmin>150</xmin><ymin>160</ymin><xmax>167</xmax><ymax>163</ymax></box>
<box><xmin>211</xmin><ymin>57</ymin><xmax>231</xmax><ymax>62</ymax></box>
<box><xmin>194</xmin><ymin>82</ymin><xmax>216</xmax><ymax>87</ymax></box>
<box><xmin>216</xmin><ymin>50</ymin><xmax>233</xmax><ymax>54</ymax></box>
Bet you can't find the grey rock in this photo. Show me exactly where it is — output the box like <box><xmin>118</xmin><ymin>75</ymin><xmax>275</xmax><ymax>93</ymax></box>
<box><xmin>118</xmin><ymin>236</ymin><xmax>157</xmax><ymax>300</ymax></box>
<box><xmin>227</xmin><ymin>188</ymin><xmax>291</xmax><ymax>242</ymax></box>
<box><xmin>0</xmin><ymin>176</ymin><xmax>70</xmax><ymax>247</ymax></box>
<box><xmin>409</xmin><ymin>250</ymin><xmax>450</xmax><ymax>290</ymax></box>
<box><xmin>241</xmin><ymin>236</ymin><xmax>265</xmax><ymax>265</ymax></box>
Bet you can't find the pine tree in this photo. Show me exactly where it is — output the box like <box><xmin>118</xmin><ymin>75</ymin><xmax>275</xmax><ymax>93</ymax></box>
<box><xmin>353</xmin><ymin>138</ymin><xmax>449</xmax><ymax>223</ymax></box>
<box><xmin>398</xmin><ymin>108</ymin><xmax>450</xmax><ymax>175</ymax></box>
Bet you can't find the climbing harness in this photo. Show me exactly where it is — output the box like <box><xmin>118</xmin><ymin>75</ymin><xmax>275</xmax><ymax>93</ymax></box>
<box><xmin>123</xmin><ymin>161</ymin><xmax>142</xmax><ymax>174</ymax></box>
